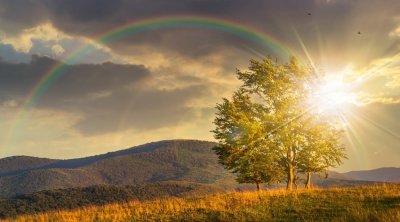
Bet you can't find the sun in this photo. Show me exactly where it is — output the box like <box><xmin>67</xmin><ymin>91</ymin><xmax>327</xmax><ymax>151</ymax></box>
<box><xmin>310</xmin><ymin>75</ymin><xmax>356</xmax><ymax>114</ymax></box>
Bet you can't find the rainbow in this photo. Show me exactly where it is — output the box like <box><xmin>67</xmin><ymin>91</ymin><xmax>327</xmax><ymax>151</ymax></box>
<box><xmin>5</xmin><ymin>15</ymin><xmax>294</xmax><ymax>149</ymax></box>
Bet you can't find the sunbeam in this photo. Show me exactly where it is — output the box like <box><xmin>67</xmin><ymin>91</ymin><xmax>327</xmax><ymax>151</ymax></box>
<box><xmin>348</xmin><ymin>109</ymin><xmax>400</xmax><ymax>140</ymax></box>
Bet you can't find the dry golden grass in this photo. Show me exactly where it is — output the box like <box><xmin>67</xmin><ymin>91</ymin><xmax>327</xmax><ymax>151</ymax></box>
<box><xmin>3</xmin><ymin>184</ymin><xmax>400</xmax><ymax>222</ymax></box>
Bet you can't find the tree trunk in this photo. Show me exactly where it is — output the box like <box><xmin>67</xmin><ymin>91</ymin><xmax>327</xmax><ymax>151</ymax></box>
<box><xmin>256</xmin><ymin>182</ymin><xmax>260</xmax><ymax>191</ymax></box>
<box><xmin>305</xmin><ymin>172</ymin><xmax>311</xmax><ymax>189</ymax></box>
<box><xmin>286</xmin><ymin>145</ymin><xmax>296</xmax><ymax>191</ymax></box>
<box><xmin>286</xmin><ymin>162</ymin><xmax>294</xmax><ymax>191</ymax></box>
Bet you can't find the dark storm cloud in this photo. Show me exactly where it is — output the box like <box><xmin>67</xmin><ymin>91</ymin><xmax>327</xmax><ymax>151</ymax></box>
<box><xmin>0</xmin><ymin>0</ymin><xmax>47</xmax><ymax>35</ymax></box>
<box><xmin>0</xmin><ymin>56</ymin><xmax>210</xmax><ymax>135</ymax></box>
<box><xmin>0</xmin><ymin>55</ymin><xmax>148</xmax><ymax>100</ymax></box>
<box><xmin>1</xmin><ymin>0</ymin><xmax>398</xmax><ymax>65</ymax></box>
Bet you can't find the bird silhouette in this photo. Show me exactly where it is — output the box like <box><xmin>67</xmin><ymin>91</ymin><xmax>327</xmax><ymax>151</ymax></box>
<box><xmin>358</xmin><ymin>31</ymin><xmax>361</xmax><ymax>35</ymax></box>
<box><xmin>307</xmin><ymin>13</ymin><xmax>311</xmax><ymax>15</ymax></box>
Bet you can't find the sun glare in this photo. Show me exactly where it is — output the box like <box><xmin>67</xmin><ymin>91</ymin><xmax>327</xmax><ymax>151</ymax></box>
<box><xmin>311</xmin><ymin>75</ymin><xmax>355</xmax><ymax>114</ymax></box>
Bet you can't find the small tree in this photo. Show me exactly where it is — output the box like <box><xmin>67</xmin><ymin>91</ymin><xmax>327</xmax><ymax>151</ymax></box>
<box><xmin>297</xmin><ymin>122</ymin><xmax>347</xmax><ymax>189</ymax></box>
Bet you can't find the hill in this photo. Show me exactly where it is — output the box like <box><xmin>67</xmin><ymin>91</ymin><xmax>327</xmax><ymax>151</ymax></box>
<box><xmin>343</xmin><ymin>167</ymin><xmax>400</xmax><ymax>182</ymax></box>
<box><xmin>0</xmin><ymin>140</ymin><xmax>236</xmax><ymax>197</ymax></box>
<box><xmin>0</xmin><ymin>139</ymin><xmax>397</xmax><ymax>198</ymax></box>
<box><xmin>4</xmin><ymin>184</ymin><xmax>400</xmax><ymax>222</ymax></box>
<box><xmin>0</xmin><ymin>156</ymin><xmax>57</xmax><ymax>176</ymax></box>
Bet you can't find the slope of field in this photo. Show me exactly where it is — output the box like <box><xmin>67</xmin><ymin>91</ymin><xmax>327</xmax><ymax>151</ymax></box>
<box><xmin>0</xmin><ymin>182</ymin><xmax>222</xmax><ymax>219</ymax></box>
<box><xmin>5</xmin><ymin>184</ymin><xmax>400</xmax><ymax>222</ymax></box>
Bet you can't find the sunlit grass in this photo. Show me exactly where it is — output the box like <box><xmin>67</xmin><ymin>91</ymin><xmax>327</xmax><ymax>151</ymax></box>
<box><xmin>3</xmin><ymin>184</ymin><xmax>400</xmax><ymax>222</ymax></box>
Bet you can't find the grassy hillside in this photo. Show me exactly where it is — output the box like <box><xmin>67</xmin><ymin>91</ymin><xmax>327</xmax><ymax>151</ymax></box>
<box><xmin>4</xmin><ymin>184</ymin><xmax>400</xmax><ymax>222</ymax></box>
<box><xmin>0</xmin><ymin>182</ymin><xmax>222</xmax><ymax>219</ymax></box>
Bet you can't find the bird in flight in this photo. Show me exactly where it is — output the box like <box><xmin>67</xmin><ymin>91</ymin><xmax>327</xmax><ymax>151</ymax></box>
<box><xmin>358</xmin><ymin>31</ymin><xmax>361</xmax><ymax>35</ymax></box>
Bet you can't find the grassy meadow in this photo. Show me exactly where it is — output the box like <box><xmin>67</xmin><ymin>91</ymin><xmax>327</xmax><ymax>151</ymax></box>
<box><xmin>2</xmin><ymin>184</ymin><xmax>399</xmax><ymax>222</ymax></box>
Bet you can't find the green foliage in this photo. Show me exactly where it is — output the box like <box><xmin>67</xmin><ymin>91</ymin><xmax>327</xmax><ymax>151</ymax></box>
<box><xmin>297</xmin><ymin>122</ymin><xmax>347</xmax><ymax>174</ymax></box>
<box><xmin>213</xmin><ymin>90</ymin><xmax>284</xmax><ymax>187</ymax></box>
<box><xmin>213</xmin><ymin>57</ymin><xmax>346</xmax><ymax>190</ymax></box>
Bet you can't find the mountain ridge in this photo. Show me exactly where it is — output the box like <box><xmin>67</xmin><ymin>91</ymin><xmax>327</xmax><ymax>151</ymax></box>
<box><xmin>0</xmin><ymin>139</ymin><xmax>398</xmax><ymax>198</ymax></box>
<box><xmin>343</xmin><ymin>167</ymin><xmax>400</xmax><ymax>182</ymax></box>
<box><xmin>0</xmin><ymin>140</ymin><xmax>234</xmax><ymax>197</ymax></box>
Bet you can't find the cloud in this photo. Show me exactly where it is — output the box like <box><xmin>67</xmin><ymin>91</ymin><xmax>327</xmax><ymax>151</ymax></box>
<box><xmin>390</xmin><ymin>26</ymin><xmax>400</xmax><ymax>37</ymax></box>
<box><xmin>0</xmin><ymin>0</ymin><xmax>399</xmax><ymax>68</ymax></box>
<box><xmin>1</xmin><ymin>100</ymin><xmax>18</xmax><ymax>108</ymax></box>
<box><xmin>0</xmin><ymin>55</ymin><xmax>230</xmax><ymax>136</ymax></box>
<box><xmin>356</xmin><ymin>92</ymin><xmax>400</xmax><ymax>106</ymax></box>
<box><xmin>0</xmin><ymin>22</ymin><xmax>123</xmax><ymax>64</ymax></box>
<box><xmin>0</xmin><ymin>1</ymin><xmax>47</xmax><ymax>36</ymax></box>
<box><xmin>87</xmin><ymin>90</ymin><xmax>112</xmax><ymax>100</ymax></box>
<box><xmin>386</xmin><ymin>74</ymin><xmax>400</xmax><ymax>88</ymax></box>
<box><xmin>0</xmin><ymin>55</ymin><xmax>148</xmax><ymax>96</ymax></box>
<box><xmin>51</xmin><ymin>44</ymin><xmax>65</xmax><ymax>55</ymax></box>
<box><xmin>0</xmin><ymin>23</ymin><xmax>69</xmax><ymax>53</ymax></box>
<box><xmin>346</xmin><ymin>53</ymin><xmax>400</xmax><ymax>106</ymax></box>
<box><xmin>360</xmin><ymin>96</ymin><xmax>400</xmax><ymax>105</ymax></box>
<box><xmin>0</xmin><ymin>56</ymin><xmax>155</xmax><ymax>134</ymax></box>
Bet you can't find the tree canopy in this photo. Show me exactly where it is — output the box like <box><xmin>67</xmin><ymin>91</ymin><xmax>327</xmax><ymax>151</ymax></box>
<box><xmin>213</xmin><ymin>57</ymin><xmax>346</xmax><ymax>190</ymax></box>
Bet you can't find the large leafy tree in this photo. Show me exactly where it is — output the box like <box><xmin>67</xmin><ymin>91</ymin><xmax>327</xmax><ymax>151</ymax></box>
<box><xmin>213</xmin><ymin>57</ymin><xmax>346</xmax><ymax>191</ymax></box>
<box><xmin>213</xmin><ymin>90</ymin><xmax>284</xmax><ymax>190</ymax></box>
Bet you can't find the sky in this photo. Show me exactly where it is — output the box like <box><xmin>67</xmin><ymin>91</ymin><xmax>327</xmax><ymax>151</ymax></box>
<box><xmin>0</xmin><ymin>0</ymin><xmax>399</xmax><ymax>172</ymax></box>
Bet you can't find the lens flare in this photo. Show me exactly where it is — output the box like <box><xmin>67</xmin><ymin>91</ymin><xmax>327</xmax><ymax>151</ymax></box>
<box><xmin>310</xmin><ymin>75</ymin><xmax>356</xmax><ymax>114</ymax></box>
